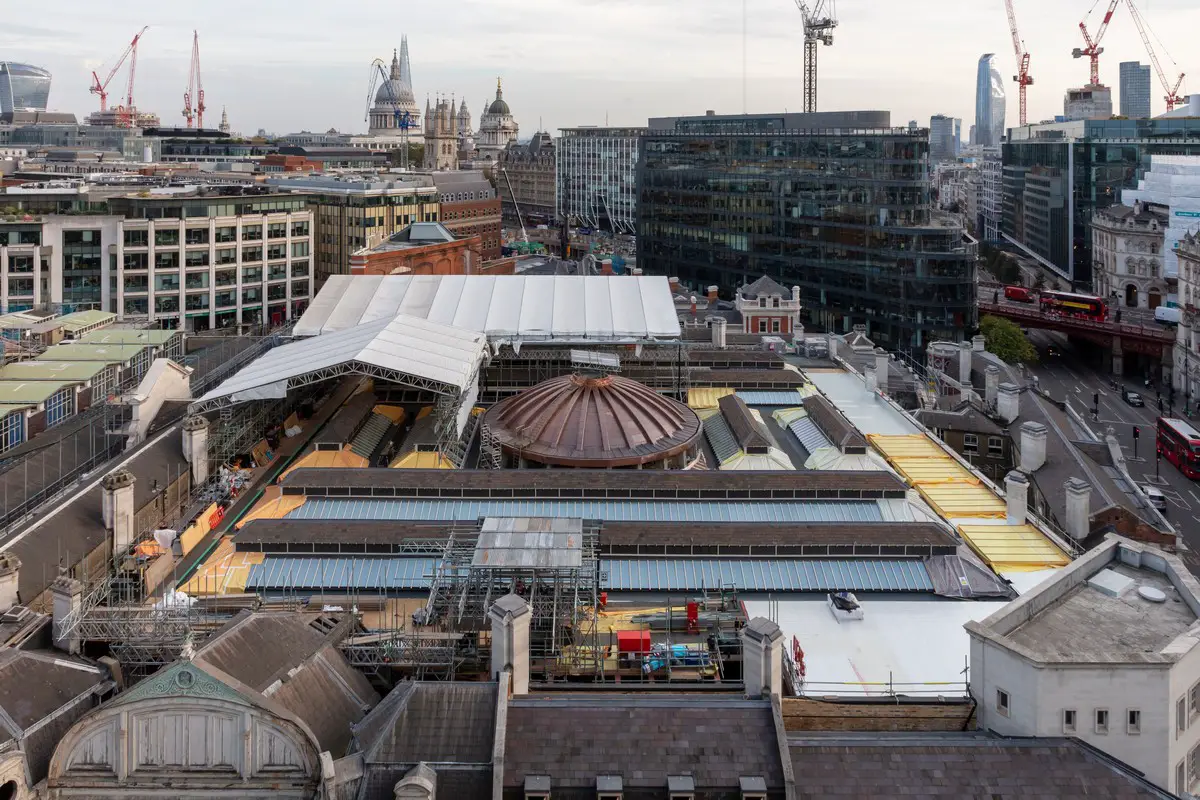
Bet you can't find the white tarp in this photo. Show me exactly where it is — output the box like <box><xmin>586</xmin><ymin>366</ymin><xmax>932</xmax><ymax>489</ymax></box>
<box><xmin>194</xmin><ymin>314</ymin><xmax>488</xmax><ymax>407</ymax></box>
<box><xmin>292</xmin><ymin>275</ymin><xmax>682</xmax><ymax>342</ymax></box>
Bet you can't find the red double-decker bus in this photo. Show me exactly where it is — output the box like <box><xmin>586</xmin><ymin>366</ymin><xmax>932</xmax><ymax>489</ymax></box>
<box><xmin>1157</xmin><ymin>417</ymin><xmax>1200</xmax><ymax>479</ymax></box>
<box><xmin>1039</xmin><ymin>290</ymin><xmax>1108</xmax><ymax>320</ymax></box>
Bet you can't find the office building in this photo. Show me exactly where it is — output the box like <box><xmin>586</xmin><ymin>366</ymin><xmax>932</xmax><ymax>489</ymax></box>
<box><xmin>427</xmin><ymin>171</ymin><xmax>502</xmax><ymax>261</ymax></box>
<box><xmin>1121</xmin><ymin>155</ymin><xmax>1200</xmax><ymax>278</ymax></box>
<box><xmin>265</xmin><ymin>176</ymin><xmax>439</xmax><ymax>284</ymax></box>
<box><xmin>1120</xmin><ymin>62</ymin><xmax>1153</xmax><ymax>119</ymax></box>
<box><xmin>1064</xmin><ymin>85</ymin><xmax>1113</xmax><ymax>121</ymax></box>
<box><xmin>557</xmin><ymin>126</ymin><xmax>644</xmax><ymax>234</ymax></box>
<box><xmin>0</xmin><ymin>62</ymin><xmax>51</xmax><ymax>115</ymax></box>
<box><xmin>497</xmin><ymin>131</ymin><xmax>555</xmax><ymax>224</ymax></box>
<box><xmin>637</xmin><ymin>111</ymin><xmax>977</xmax><ymax>353</ymax></box>
<box><xmin>929</xmin><ymin>115</ymin><xmax>961</xmax><ymax>162</ymax></box>
<box><xmin>980</xmin><ymin>148</ymin><xmax>1003</xmax><ymax>242</ymax></box>
<box><xmin>975</xmin><ymin>54</ymin><xmax>1007</xmax><ymax>147</ymax></box>
<box><xmin>1002</xmin><ymin>118</ymin><xmax>1200</xmax><ymax>286</ymax></box>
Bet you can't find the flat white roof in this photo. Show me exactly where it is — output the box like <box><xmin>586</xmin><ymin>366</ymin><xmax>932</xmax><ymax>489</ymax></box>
<box><xmin>194</xmin><ymin>313</ymin><xmax>487</xmax><ymax>407</ymax></box>
<box><xmin>744</xmin><ymin>595</ymin><xmax>1007</xmax><ymax>697</ymax></box>
<box><xmin>804</xmin><ymin>370</ymin><xmax>921</xmax><ymax>436</ymax></box>
<box><xmin>293</xmin><ymin>275</ymin><xmax>682</xmax><ymax>343</ymax></box>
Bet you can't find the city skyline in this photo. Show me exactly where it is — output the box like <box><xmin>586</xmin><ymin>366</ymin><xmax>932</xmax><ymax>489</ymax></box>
<box><xmin>1</xmin><ymin>0</ymin><xmax>1197</xmax><ymax>135</ymax></box>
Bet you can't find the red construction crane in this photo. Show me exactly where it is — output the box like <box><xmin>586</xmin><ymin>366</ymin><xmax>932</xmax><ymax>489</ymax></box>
<box><xmin>183</xmin><ymin>31</ymin><xmax>206</xmax><ymax>128</ymax></box>
<box><xmin>1122</xmin><ymin>0</ymin><xmax>1186</xmax><ymax>111</ymax></box>
<box><xmin>89</xmin><ymin>26</ymin><xmax>149</xmax><ymax>116</ymax></box>
<box><xmin>1004</xmin><ymin>0</ymin><xmax>1034</xmax><ymax>126</ymax></box>
<box><xmin>1072</xmin><ymin>0</ymin><xmax>1120</xmax><ymax>86</ymax></box>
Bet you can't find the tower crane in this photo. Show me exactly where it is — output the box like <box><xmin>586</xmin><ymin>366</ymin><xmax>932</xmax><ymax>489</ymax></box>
<box><xmin>364</xmin><ymin>57</ymin><xmax>415</xmax><ymax>170</ymax></box>
<box><xmin>1072</xmin><ymin>0</ymin><xmax>1120</xmax><ymax>87</ymax></box>
<box><xmin>1122</xmin><ymin>0</ymin><xmax>1186</xmax><ymax>112</ymax></box>
<box><xmin>792</xmin><ymin>0</ymin><xmax>837</xmax><ymax>113</ymax></box>
<box><xmin>89</xmin><ymin>26</ymin><xmax>149</xmax><ymax>123</ymax></box>
<box><xmin>1004</xmin><ymin>0</ymin><xmax>1034</xmax><ymax>126</ymax></box>
<box><xmin>183</xmin><ymin>31</ymin><xmax>206</xmax><ymax>129</ymax></box>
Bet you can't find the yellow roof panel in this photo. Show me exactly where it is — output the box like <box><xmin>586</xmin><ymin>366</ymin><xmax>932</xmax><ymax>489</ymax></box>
<box><xmin>373</xmin><ymin>404</ymin><xmax>407</xmax><ymax>424</ymax></box>
<box><xmin>235</xmin><ymin>493</ymin><xmax>308</xmax><ymax>529</ymax></box>
<box><xmin>179</xmin><ymin>536</ymin><xmax>264</xmax><ymax>595</ymax></box>
<box><xmin>868</xmin><ymin>434</ymin><xmax>946</xmax><ymax>460</ymax></box>
<box><xmin>917</xmin><ymin>484</ymin><xmax>1007</xmax><ymax>519</ymax></box>
<box><xmin>772</xmin><ymin>407</ymin><xmax>808</xmax><ymax>426</ymax></box>
<box><xmin>890</xmin><ymin>457</ymin><xmax>978</xmax><ymax>486</ymax></box>
<box><xmin>390</xmin><ymin>450</ymin><xmax>454</xmax><ymax>469</ymax></box>
<box><xmin>688</xmin><ymin>387</ymin><xmax>735</xmax><ymax>409</ymax></box>
<box><xmin>279</xmin><ymin>448</ymin><xmax>369</xmax><ymax>481</ymax></box>
<box><xmin>958</xmin><ymin>524</ymin><xmax>1070</xmax><ymax>571</ymax></box>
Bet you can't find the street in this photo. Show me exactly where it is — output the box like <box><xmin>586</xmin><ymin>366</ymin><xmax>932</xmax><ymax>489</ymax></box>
<box><xmin>1022</xmin><ymin>329</ymin><xmax>1200</xmax><ymax>547</ymax></box>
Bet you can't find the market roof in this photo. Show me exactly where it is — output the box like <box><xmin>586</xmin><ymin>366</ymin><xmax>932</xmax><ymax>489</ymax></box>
<box><xmin>193</xmin><ymin>313</ymin><xmax>488</xmax><ymax>410</ymax></box>
<box><xmin>0</xmin><ymin>403</ymin><xmax>32</xmax><ymax>420</ymax></box>
<box><xmin>293</xmin><ymin>274</ymin><xmax>682</xmax><ymax>342</ymax></box>
<box><xmin>0</xmin><ymin>360</ymin><xmax>109</xmax><ymax>383</ymax></box>
<box><xmin>38</xmin><ymin>343</ymin><xmax>148</xmax><ymax>363</ymax></box>
<box><xmin>75</xmin><ymin>328</ymin><xmax>177</xmax><ymax>346</ymax></box>
<box><xmin>31</xmin><ymin>309</ymin><xmax>115</xmax><ymax>335</ymax></box>
<box><xmin>0</xmin><ymin>380</ymin><xmax>76</xmax><ymax>404</ymax></box>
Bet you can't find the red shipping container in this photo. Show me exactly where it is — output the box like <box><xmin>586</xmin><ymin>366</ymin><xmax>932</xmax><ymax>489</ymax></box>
<box><xmin>617</xmin><ymin>630</ymin><xmax>651</xmax><ymax>654</ymax></box>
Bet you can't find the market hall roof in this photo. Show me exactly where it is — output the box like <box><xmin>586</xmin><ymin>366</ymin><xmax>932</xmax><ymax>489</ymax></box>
<box><xmin>292</xmin><ymin>274</ymin><xmax>682</xmax><ymax>343</ymax></box>
<box><xmin>192</xmin><ymin>313</ymin><xmax>488</xmax><ymax>410</ymax></box>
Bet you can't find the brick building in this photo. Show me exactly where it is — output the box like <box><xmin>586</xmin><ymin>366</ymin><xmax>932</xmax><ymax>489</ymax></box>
<box><xmin>428</xmin><ymin>171</ymin><xmax>502</xmax><ymax>261</ymax></box>
<box><xmin>734</xmin><ymin>275</ymin><xmax>803</xmax><ymax>336</ymax></box>
<box><xmin>349</xmin><ymin>222</ymin><xmax>480</xmax><ymax>277</ymax></box>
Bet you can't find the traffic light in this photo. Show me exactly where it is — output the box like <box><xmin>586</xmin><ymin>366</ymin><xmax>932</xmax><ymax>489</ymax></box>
<box><xmin>1093</xmin><ymin>392</ymin><xmax>1099</xmax><ymax>407</ymax></box>
<box><xmin>1133</xmin><ymin>426</ymin><xmax>1140</xmax><ymax>440</ymax></box>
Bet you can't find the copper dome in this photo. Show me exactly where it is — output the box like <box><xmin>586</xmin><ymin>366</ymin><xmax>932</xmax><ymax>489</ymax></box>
<box><xmin>483</xmin><ymin>374</ymin><xmax>702</xmax><ymax>468</ymax></box>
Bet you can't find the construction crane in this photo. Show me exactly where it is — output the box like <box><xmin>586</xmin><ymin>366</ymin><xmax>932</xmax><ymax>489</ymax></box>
<box><xmin>89</xmin><ymin>26</ymin><xmax>149</xmax><ymax>125</ymax></box>
<box><xmin>364</xmin><ymin>57</ymin><xmax>415</xmax><ymax>169</ymax></box>
<box><xmin>792</xmin><ymin>0</ymin><xmax>837</xmax><ymax>113</ymax></box>
<box><xmin>183</xmin><ymin>31</ymin><xmax>206</xmax><ymax>129</ymax></box>
<box><xmin>1004</xmin><ymin>0</ymin><xmax>1034</xmax><ymax>126</ymax></box>
<box><xmin>1122</xmin><ymin>0</ymin><xmax>1186</xmax><ymax>111</ymax></box>
<box><xmin>500</xmin><ymin>168</ymin><xmax>529</xmax><ymax>244</ymax></box>
<box><xmin>1072</xmin><ymin>0</ymin><xmax>1120</xmax><ymax>86</ymax></box>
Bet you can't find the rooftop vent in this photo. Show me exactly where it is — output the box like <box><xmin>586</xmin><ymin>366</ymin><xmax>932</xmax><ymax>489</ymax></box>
<box><xmin>1087</xmin><ymin>568</ymin><xmax>1135</xmax><ymax>598</ymax></box>
<box><xmin>1137</xmin><ymin>585</ymin><xmax>1168</xmax><ymax>604</ymax></box>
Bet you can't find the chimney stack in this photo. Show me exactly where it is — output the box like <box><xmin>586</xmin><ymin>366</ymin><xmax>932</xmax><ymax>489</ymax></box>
<box><xmin>1005</xmin><ymin>471</ymin><xmax>1029</xmax><ymax>525</ymax></box>
<box><xmin>791</xmin><ymin>285</ymin><xmax>801</xmax><ymax>304</ymax></box>
<box><xmin>985</xmin><ymin>365</ymin><xmax>1000</xmax><ymax>410</ymax></box>
<box><xmin>711</xmin><ymin>318</ymin><xmax>727</xmax><ymax>349</ymax></box>
<box><xmin>489</xmin><ymin>594</ymin><xmax>531</xmax><ymax>695</ymax></box>
<box><xmin>669</xmin><ymin>276</ymin><xmax>681</xmax><ymax>293</ymax></box>
<box><xmin>972</xmin><ymin>334</ymin><xmax>987</xmax><ymax>353</ymax></box>
<box><xmin>958</xmin><ymin>341</ymin><xmax>972</xmax><ymax>386</ymax></box>
<box><xmin>690</xmin><ymin>295</ymin><xmax>697</xmax><ymax>317</ymax></box>
<box><xmin>0</xmin><ymin>554</ymin><xmax>19</xmax><ymax>614</ymax></box>
<box><xmin>865</xmin><ymin>365</ymin><xmax>878</xmax><ymax>394</ymax></box>
<box><xmin>1020</xmin><ymin>421</ymin><xmax>1048</xmax><ymax>472</ymax></box>
<box><xmin>707</xmin><ymin>285</ymin><xmax>719</xmax><ymax>302</ymax></box>
<box><xmin>874</xmin><ymin>348</ymin><xmax>889</xmax><ymax>394</ymax></box>
<box><xmin>52</xmin><ymin>573</ymin><xmax>83</xmax><ymax>654</ymax></box>
<box><xmin>997</xmin><ymin>382</ymin><xmax>1020</xmax><ymax>423</ymax></box>
<box><xmin>101</xmin><ymin>468</ymin><xmax>137</xmax><ymax>558</ymax></box>
<box><xmin>182</xmin><ymin>415</ymin><xmax>210</xmax><ymax>486</ymax></box>
<box><xmin>1065</xmin><ymin>478</ymin><xmax>1092</xmax><ymax>540</ymax></box>
<box><xmin>741</xmin><ymin>617</ymin><xmax>784</xmax><ymax>699</ymax></box>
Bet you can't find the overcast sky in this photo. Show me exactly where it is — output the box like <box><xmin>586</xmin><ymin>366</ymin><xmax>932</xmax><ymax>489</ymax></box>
<box><xmin>4</xmin><ymin>0</ymin><xmax>1197</xmax><ymax>136</ymax></box>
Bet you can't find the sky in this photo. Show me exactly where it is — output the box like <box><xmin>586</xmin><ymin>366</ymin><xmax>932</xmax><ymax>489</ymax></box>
<box><xmin>3</xmin><ymin>0</ymin><xmax>1198</xmax><ymax>137</ymax></box>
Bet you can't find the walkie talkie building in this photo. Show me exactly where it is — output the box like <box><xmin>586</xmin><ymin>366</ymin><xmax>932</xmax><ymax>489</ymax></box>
<box><xmin>0</xmin><ymin>62</ymin><xmax>51</xmax><ymax>115</ymax></box>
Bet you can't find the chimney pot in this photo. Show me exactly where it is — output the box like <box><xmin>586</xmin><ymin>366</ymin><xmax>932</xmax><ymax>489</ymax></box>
<box><xmin>1020</xmin><ymin>421</ymin><xmax>1048</xmax><ymax>472</ymax></box>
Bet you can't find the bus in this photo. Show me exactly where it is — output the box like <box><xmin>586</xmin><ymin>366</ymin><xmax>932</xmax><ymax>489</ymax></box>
<box><xmin>1157</xmin><ymin>417</ymin><xmax>1200</xmax><ymax>479</ymax></box>
<box><xmin>1039</xmin><ymin>290</ymin><xmax>1108</xmax><ymax>320</ymax></box>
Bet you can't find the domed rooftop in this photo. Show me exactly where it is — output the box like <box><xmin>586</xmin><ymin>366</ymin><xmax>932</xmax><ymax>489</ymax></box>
<box><xmin>375</xmin><ymin>45</ymin><xmax>416</xmax><ymax>106</ymax></box>
<box><xmin>487</xmin><ymin>78</ymin><xmax>511</xmax><ymax>116</ymax></box>
<box><xmin>483</xmin><ymin>374</ymin><xmax>701</xmax><ymax>468</ymax></box>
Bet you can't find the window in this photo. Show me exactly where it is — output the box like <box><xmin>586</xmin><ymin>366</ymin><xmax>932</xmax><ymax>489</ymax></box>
<box><xmin>1063</xmin><ymin>709</ymin><xmax>1076</xmax><ymax>733</ymax></box>
<box><xmin>772</xmin><ymin>319</ymin><xmax>781</xmax><ymax>333</ymax></box>
<box><xmin>1189</xmin><ymin>681</ymin><xmax>1200</xmax><ymax>721</ymax></box>
<box><xmin>758</xmin><ymin>319</ymin><xmax>767</xmax><ymax>333</ymax></box>
<box><xmin>1127</xmin><ymin>709</ymin><xmax>1141</xmax><ymax>734</ymax></box>
<box><xmin>242</xmin><ymin>225</ymin><xmax>262</xmax><ymax>241</ymax></box>
<box><xmin>124</xmin><ymin>229</ymin><xmax>148</xmax><ymax>247</ymax></box>
<box><xmin>996</xmin><ymin>689</ymin><xmax>1010</xmax><ymax>717</ymax></box>
<box><xmin>963</xmin><ymin>433</ymin><xmax>979</xmax><ymax>453</ymax></box>
<box><xmin>1177</xmin><ymin>760</ymin><xmax>1186</xmax><ymax>795</ymax></box>
<box><xmin>1180</xmin><ymin>697</ymin><xmax>1188</xmax><ymax>737</ymax></box>
<box><xmin>759</xmin><ymin>297</ymin><xmax>766</xmax><ymax>307</ymax></box>
<box><xmin>185</xmin><ymin>227</ymin><xmax>209</xmax><ymax>245</ymax></box>
<box><xmin>154</xmin><ymin>229</ymin><xmax>179</xmax><ymax>247</ymax></box>
<box><xmin>988</xmin><ymin>436</ymin><xmax>1003</xmax><ymax>456</ymax></box>
<box><xmin>1095</xmin><ymin>708</ymin><xmax>1109</xmax><ymax>734</ymax></box>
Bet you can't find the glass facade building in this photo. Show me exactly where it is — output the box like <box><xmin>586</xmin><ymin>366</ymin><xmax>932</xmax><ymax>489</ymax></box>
<box><xmin>637</xmin><ymin>120</ymin><xmax>977</xmax><ymax>354</ymax></box>
<box><xmin>0</xmin><ymin>62</ymin><xmax>51</xmax><ymax>114</ymax></box>
<box><xmin>1003</xmin><ymin>118</ymin><xmax>1200</xmax><ymax>287</ymax></box>
<box><xmin>975</xmin><ymin>55</ymin><xmax>1006</xmax><ymax>148</ymax></box>
<box><xmin>1119</xmin><ymin>62</ymin><xmax>1152</xmax><ymax>119</ymax></box>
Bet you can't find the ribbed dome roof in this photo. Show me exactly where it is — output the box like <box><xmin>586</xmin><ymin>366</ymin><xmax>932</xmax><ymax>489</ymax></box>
<box><xmin>483</xmin><ymin>374</ymin><xmax>701</xmax><ymax>467</ymax></box>
<box><xmin>488</xmin><ymin>97</ymin><xmax>511</xmax><ymax>115</ymax></box>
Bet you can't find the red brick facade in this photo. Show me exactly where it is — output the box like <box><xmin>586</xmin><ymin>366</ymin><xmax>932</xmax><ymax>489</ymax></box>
<box><xmin>440</xmin><ymin>196</ymin><xmax>502</xmax><ymax>261</ymax></box>
<box><xmin>350</xmin><ymin>236</ymin><xmax>480</xmax><ymax>276</ymax></box>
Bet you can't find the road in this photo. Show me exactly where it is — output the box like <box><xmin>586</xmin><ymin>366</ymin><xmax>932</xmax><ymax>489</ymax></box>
<box><xmin>1023</xmin><ymin>329</ymin><xmax>1200</xmax><ymax>548</ymax></box>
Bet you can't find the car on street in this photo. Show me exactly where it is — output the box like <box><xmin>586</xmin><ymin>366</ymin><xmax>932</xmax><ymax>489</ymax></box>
<box><xmin>1141</xmin><ymin>485</ymin><xmax>1168</xmax><ymax>513</ymax></box>
<box><xmin>1122</xmin><ymin>389</ymin><xmax>1145</xmax><ymax>407</ymax></box>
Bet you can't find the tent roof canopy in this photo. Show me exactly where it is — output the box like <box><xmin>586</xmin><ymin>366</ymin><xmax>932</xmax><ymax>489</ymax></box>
<box><xmin>293</xmin><ymin>274</ymin><xmax>682</xmax><ymax>343</ymax></box>
<box><xmin>191</xmin><ymin>313</ymin><xmax>488</xmax><ymax>411</ymax></box>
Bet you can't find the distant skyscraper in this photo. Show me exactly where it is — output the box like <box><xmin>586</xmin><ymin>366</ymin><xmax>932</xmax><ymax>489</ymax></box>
<box><xmin>930</xmin><ymin>115</ymin><xmax>961</xmax><ymax>162</ymax></box>
<box><xmin>1120</xmin><ymin>61</ymin><xmax>1152</xmax><ymax>119</ymax></box>
<box><xmin>974</xmin><ymin>54</ymin><xmax>1006</xmax><ymax>147</ymax></box>
<box><xmin>969</xmin><ymin>124</ymin><xmax>977</xmax><ymax>146</ymax></box>
<box><xmin>0</xmin><ymin>61</ymin><xmax>51</xmax><ymax>114</ymax></box>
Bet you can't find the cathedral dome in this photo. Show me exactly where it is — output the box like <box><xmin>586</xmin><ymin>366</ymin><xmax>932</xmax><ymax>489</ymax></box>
<box><xmin>486</xmin><ymin>78</ymin><xmax>511</xmax><ymax>116</ymax></box>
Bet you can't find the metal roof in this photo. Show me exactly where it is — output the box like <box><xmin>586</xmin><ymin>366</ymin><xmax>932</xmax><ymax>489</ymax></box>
<box><xmin>246</xmin><ymin>556</ymin><xmax>932</xmax><ymax>592</ymax></box>
<box><xmin>38</xmin><ymin>343</ymin><xmax>146</xmax><ymax>363</ymax></box>
<box><xmin>0</xmin><ymin>403</ymin><xmax>32</xmax><ymax>419</ymax></box>
<box><xmin>473</xmin><ymin>517</ymin><xmax>584</xmax><ymax>568</ymax></box>
<box><xmin>789</xmin><ymin>416</ymin><xmax>833</xmax><ymax>453</ymax></box>
<box><xmin>293</xmin><ymin>274</ymin><xmax>682</xmax><ymax>342</ymax></box>
<box><xmin>737</xmin><ymin>391</ymin><xmax>805</xmax><ymax>406</ymax></box>
<box><xmin>76</xmin><ymin>328</ymin><xmax>177</xmax><ymax>346</ymax></box>
<box><xmin>702</xmin><ymin>412</ymin><xmax>741</xmax><ymax>465</ymax></box>
<box><xmin>0</xmin><ymin>360</ymin><xmax>108</xmax><ymax>382</ymax></box>
<box><xmin>195</xmin><ymin>313</ymin><xmax>488</xmax><ymax>407</ymax></box>
<box><xmin>0</xmin><ymin>380</ymin><xmax>75</xmax><ymax>404</ymax></box>
<box><xmin>287</xmin><ymin>497</ymin><xmax>887</xmax><ymax>524</ymax></box>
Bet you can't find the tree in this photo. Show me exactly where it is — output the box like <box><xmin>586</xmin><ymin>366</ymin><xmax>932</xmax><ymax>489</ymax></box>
<box><xmin>979</xmin><ymin>315</ymin><xmax>1037</xmax><ymax>366</ymax></box>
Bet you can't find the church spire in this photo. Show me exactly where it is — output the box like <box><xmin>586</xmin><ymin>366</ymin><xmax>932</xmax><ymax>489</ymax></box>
<box><xmin>495</xmin><ymin>76</ymin><xmax>503</xmax><ymax>100</ymax></box>
<box><xmin>389</xmin><ymin>48</ymin><xmax>401</xmax><ymax>81</ymax></box>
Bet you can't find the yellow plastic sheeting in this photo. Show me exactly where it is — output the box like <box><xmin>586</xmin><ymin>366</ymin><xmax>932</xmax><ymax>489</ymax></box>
<box><xmin>917</xmin><ymin>483</ymin><xmax>1008</xmax><ymax>519</ymax></box>
<box><xmin>958</xmin><ymin>524</ymin><xmax>1070</xmax><ymax>571</ymax></box>
<box><xmin>868</xmin><ymin>434</ymin><xmax>945</xmax><ymax>460</ymax></box>
<box><xmin>279</xmin><ymin>448</ymin><xmax>369</xmax><ymax>481</ymax></box>
<box><xmin>414</xmin><ymin>405</ymin><xmax>434</xmax><ymax>420</ymax></box>
<box><xmin>179</xmin><ymin>536</ymin><xmax>264</xmax><ymax>595</ymax></box>
<box><xmin>235</xmin><ymin>493</ymin><xmax>308</xmax><ymax>529</ymax></box>
<box><xmin>688</xmin><ymin>387</ymin><xmax>734</xmax><ymax>409</ymax></box>
<box><xmin>772</xmin><ymin>407</ymin><xmax>808</xmax><ymax>426</ymax></box>
<box><xmin>179</xmin><ymin>503</ymin><xmax>222</xmax><ymax>555</ymax></box>
<box><xmin>390</xmin><ymin>450</ymin><xmax>454</xmax><ymax>469</ymax></box>
<box><xmin>373</xmin><ymin>405</ymin><xmax>407</xmax><ymax>424</ymax></box>
<box><xmin>889</xmin><ymin>457</ymin><xmax>978</xmax><ymax>486</ymax></box>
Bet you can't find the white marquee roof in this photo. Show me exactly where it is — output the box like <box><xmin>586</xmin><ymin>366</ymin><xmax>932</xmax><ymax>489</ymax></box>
<box><xmin>293</xmin><ymin>274</ymin><xmax>682</xmax><ymax>342</ymax></box>
<box><xmin>193</xmin><ymin>314</ymin><xmax>488</xmax><ymax>409</ymax></box>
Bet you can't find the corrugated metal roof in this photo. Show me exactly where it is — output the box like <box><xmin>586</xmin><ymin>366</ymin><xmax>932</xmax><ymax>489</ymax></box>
<box><xmin>702</xmin><ymin>413</ymin><xmax>741</xmax><ymax>465</ymax></box>
<box><xmin>772</xmin><ymin>407</ymin><xmax>808</xmax><ymax>426</ymax></box>
<box><xmin>287</xmin><ymin>497</ymin><xmax>886</xmax><ymax>524</ymax></box>
<box><xmin>957</xmin><ymin>524</ymin><xmax>1070</xmax><ymax>571</ymax></box>
<box><xmin>39</xmin><ymin>343</ymin><xmax>146</xmax><ymax>363</ymax></box>
<box><xmin>0</xmin><ymin>380</ymin><xmax>75</xmax><ymax>404</ymax></box>
<box><xmin>687</xmin><ymin>387</ymin><xmax>734</xmax><ymax>409</ymax></box>
<box><xmin>789</xmin><ymin>416</ymin><xmax>833</xmax><ymax>453</ymax></box>
<box><xmin>246</xmin><ymin>556</ymin><xmax>932</xmax><ymax>592</ymax></box>
<box><xmin>737</xmin><ymin>391</ymin><xmax>805</xmax><ymax>406</ymax></box>
<box><xmin>0</xmin><ymin>360</ymin><xmax>108</xmax><ymax>382</ymax></box>
<box><xmin>77</xmin><ymin>328</ymin><xmax>177</xmax><ymax>346</ymax></box>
